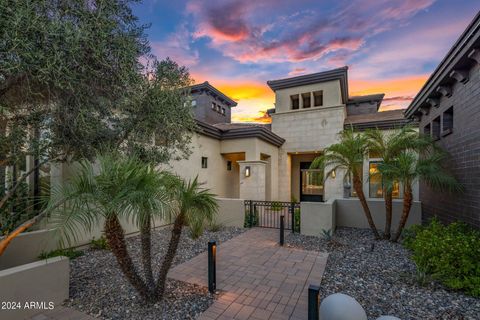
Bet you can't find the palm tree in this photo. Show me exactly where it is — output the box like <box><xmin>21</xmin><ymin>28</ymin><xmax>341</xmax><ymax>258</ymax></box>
<box><xmin>312</xmin><ymin>129</ymin><xmax>380</xmax><ymax>239</ymax></box>
<box><xmin>154</xmin><ymin>176</ymin><xmax>218</xmax><ymax>300</ymax></box>
<box><xmin>48</xmin><ymin>154</ymin><xmax>173</xmax><ymax>302</ymax></box>
<box><xmin>378</xmin><ymin>150</ymin><xmax>462</xmax><ymax>242</ymax></box>
<box><xmin>364</xmin><ymin>126</ymin><xmax>422</xmax><ymax>239</ymax></box>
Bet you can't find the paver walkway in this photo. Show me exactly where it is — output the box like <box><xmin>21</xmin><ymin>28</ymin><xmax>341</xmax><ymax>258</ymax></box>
<box><xmin>168</xmin><ymin>228</ymin><xmax>328</xmax><ymax>320</ymax></box>
<box><xmin>28</xmin><ymin>306</ymin><xmax>96</xmax><ymax>320</ymax></box>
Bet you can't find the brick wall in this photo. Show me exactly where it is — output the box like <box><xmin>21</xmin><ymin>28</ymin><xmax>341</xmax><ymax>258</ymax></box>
<box><xmin>418</xmin><ymin>63</ymin><xmax>480</xmax><ymax>228</ymax></box>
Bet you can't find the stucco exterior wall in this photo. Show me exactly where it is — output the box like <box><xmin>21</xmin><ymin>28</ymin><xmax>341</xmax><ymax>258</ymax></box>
<box><xmin>165</xmin><ymin>133</ymin><xmax>230</xmax><ymax>197</ymax></box>
<box><xmin>272</xmin><ymin>106</ymin><xmax>346</xmax><ymax>201</ymax></box>
<box><xmin>215</xmin><ymin>198</ymin><xmax>245</xmax><ymax>228</ymax></box>
<box><xmin>300</xmin><ymin>200</ymin><xmax>336</xmax><ymax>236</ymax></box>
<box><xmin>274</xmin><ymin>80</ymin><xmax>343</xmax><ymax>113</ymax></box>
<box><xmin>336</xmin><ymin>198</ymin><xmax>422</xmax><ymax>229</ymax></box>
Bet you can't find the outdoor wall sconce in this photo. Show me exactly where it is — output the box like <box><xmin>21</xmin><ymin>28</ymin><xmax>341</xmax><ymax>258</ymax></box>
<box><xmin>331</xmin><ymin>169</ymin><xmax>336</xmax><ymax>179</ymax></box>
<box><xmin>308</xmin><ymin>284</ymin><xmax>320</xmax><ymax>320</ymax></box>
<box><xmin>208</xmin><ymin>241</ymin><xmax>216</xmax><ymax>294</ymax></box>
<box><xmin>245</xmin><ymin>166</ymin><xmax>251</xmax><ymax>177</ymax></box>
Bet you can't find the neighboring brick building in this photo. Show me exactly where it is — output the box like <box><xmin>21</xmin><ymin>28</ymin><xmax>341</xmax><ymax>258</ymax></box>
<box><xmin>405</xmin><ymin>12</ymin><xmax>480</xmax><ymax>228</ymax></box>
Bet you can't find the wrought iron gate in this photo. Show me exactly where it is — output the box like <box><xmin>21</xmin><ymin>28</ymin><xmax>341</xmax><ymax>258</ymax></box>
<box><xmin>244</xmin><ymin>200</ymin><xmax>300</xmax><ymax>232</ymax></box>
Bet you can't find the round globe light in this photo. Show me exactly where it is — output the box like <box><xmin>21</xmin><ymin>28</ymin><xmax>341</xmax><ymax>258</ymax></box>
<box><xmin>319</xmin><ymin>293</ymin><xmax>367</xmax><ymax>320</ymax></box>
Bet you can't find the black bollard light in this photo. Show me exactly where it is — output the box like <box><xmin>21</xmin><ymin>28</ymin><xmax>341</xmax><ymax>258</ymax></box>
<box><xmin>280</xmin><ymin>215</ymin><xmax>285</xmax><ymax>246</ymax></box>
<box><xmin>308</xmin><ymin>284</ymin><xmax>320</xmax><ymax>320</ymax></box>
<box><xmin>208</xmin><ymin>240</ymin><xmax>216</xmax><ymax>293</ymax></box>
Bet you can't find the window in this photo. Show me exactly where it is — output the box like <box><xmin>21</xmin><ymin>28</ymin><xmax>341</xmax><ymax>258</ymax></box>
<box><xmin>201</xmin><ymin>157</ymin><xmax>208</xmax><ymax>168</ymax></box>
<box><xmin>369</xmin><ymin>162</ymin><xmax>383</xmax><ymax>198</ymax></box>
<box><xmin>351</xmin><ymin>164</ymin><xmax>363</xmax><ymax>197</ymax></box>
<box><xmin>301</xmin><ymin>169</ymin><xmax>323</xmax><ymax>196</ymax></box>
<box><xmin>191</xmin><ymin>99</ymin><xmax>197</xmax><ymax>107</ymax></box>
<box><xmin>432</xmin><ymin>116</ymin><xmax>441</xmax><ymax>140</ymax></box>
<box><xmin>290</xmin><ymin>94</ymin><xmax>300</xmax><ymax>110</ymax></box>
<box><xmin>369</xmin><ymin>162</ymin><xmax>401</xmax><ymax>198</ymax></box>
<box><xmin>302</xmin><ymin>93</ymin><xmax>311</xmax><ymax>108</ymax></box>
<box><xmin>424</xmin><ymin>123</ymin><xmax>431</xmax><ymax>136</ymax></box>
<box><xmin>211</xmin><ymin>102</ymin><xmax>216</xmax><ymax>110</ymax></box>
<box><xmin>313</xmin><ymin>91</ymin><xmax>323</xmax><ymax>107</ymax></box>
<box><xmin>222</xmin><ymin>107</ymin><xmax>226</xmax><ymax>115</ymax></box>
<box><xmin>217</xmin><ymin>105</ymin><xmax>221</xmax><ymax>112</ymax></box>
<box><xmin>227</xmin><ymin>161</ymin><xmax>232</xmax><ymax>171</ymax></box>
<box><xmin>442</xmin><ymin>106</ymin><xmax>453</xmax><ymax>136</ymax></box>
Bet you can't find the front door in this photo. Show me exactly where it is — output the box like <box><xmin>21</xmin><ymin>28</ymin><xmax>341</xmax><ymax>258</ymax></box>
<box><xmin>300</xmin><ymin>162</ymin><xmax>323</xmax><ymax>202</ymax></box>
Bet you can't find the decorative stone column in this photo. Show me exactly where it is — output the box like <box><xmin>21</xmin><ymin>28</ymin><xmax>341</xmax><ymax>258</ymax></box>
<box><xmin>238</xmin><ymin>160</ymin><xmax>267</xmax><ymax>201</ymax></box>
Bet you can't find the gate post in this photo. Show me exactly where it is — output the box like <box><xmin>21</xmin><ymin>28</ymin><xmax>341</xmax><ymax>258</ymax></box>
<box><xmin>280</xmin><ymin>215</ymin><xmax>285</xmax><ymax>246</ymax></box>
<box><xmin>290</xmin><ymin>202</ymin><xmax>295</xmax><ymax>233</ymax></box>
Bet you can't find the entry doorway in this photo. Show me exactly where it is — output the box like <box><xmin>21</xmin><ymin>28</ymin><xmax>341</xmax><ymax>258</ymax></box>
<box><xmin>300</xmin><ymin>162</ymin><xmax>323</xmax><ymax>202</ymax></box>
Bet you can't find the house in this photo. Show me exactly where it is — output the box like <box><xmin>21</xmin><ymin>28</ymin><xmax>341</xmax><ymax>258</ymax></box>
<box><xmin>404</xmin><ymin>12</ymin><xmax>480</xmax><ymax>228</ymax></box>
<box><xmin>167</xmin><ymin>66</ymin><xmax>419</xmax><ymax>205</ymax></box>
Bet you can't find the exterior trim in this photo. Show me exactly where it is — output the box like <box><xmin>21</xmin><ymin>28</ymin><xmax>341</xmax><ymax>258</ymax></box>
<box><xmin>344</xmin><ymin>119</ymin><xmax>417</xmax><ymax>131</ymax></box>
<box><xmin>267</xmin><ymin>67</ymin><xmax>349</xmax><ymax>104</ymax></box>
<box><xmin>195</xmin><ymin>120</ymin><xmax>285</xmax><ymax>147</ymax></box>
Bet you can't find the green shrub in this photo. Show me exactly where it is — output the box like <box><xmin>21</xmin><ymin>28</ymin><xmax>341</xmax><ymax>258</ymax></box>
<box><xmin>189</xmin><ymin>219</ymin><xmax>204</xmax><ymax>239</ymax></box>
<box><xmin>208</xmin><ymin>217</ymin><xmax>224</xmax><ymax>232</ymax></box>
<box><xmin>403</xmin><ymin>218</ymin><xmax>480</xmax><ymax>297</ymax></box>
<box><xmin>90</xmin><ymin>236</ymin><xmax>109</xmax><ymax>250</ymax></box>
<box><xmin>244</xmin><ymin>207</ymin><xmax>258</xmax><ymax>228</ymax></box>
<box><xmin>39</xmin><ymin>248</ymin><xmax>83</xmax><ymax>260</ymax></box>
<box><xmin>294</xmin><ymin>208</ymin><xmax>301</xmax><ymax>233</ymax></box>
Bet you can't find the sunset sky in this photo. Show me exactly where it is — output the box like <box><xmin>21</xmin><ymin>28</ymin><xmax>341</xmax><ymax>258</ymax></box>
<box><xmin>133</xmin><ymin>0</ymin><xmax>480</xmax><ymax>123</ymax></box>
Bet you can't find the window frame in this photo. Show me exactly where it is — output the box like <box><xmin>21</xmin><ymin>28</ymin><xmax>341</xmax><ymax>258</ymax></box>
<box><xmin>313</xmin><ymin>90</ymin><xmax>323</xmax><ymax>107</ymax></box>
<box><xmin>301</xmin><ymin>93</ymin><xmax>311</xmax><ymax>108</ymax></box>
<box><xmin>442</xmin><ymin>106</ymin><xmax>453</xmax><ymax>137</ymax></box>
<box><xmin>432</xmin><ymin>116</ymin><xmax>441</xmax><ymax>141</ymax></box>
<box><xmin>290</xmin><ymin>94</ymin><xmax>300</xmax><ymax>110</ymax></box>
<box><xmin>201</xmin><ymin>157</ymin><xmax>208</xmax><ymax>169</ymax></box>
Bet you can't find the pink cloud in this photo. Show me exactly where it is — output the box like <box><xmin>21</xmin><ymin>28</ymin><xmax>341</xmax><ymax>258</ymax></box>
<box><xmin>186</xmin><ymin>0</ymin><xmax>436</xmax><ymax>64</ymax></box>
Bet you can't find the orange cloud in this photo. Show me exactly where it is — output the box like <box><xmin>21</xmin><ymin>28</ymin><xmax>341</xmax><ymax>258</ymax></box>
<box><xmin>191</xmin><ymin>73</ymin><xmax>274</xmax><ymax>123</ymax></box>
<box><xmin>350</xmin><ymin>75</ymin><xmax>428</xmax><ymax>111</ymax></box>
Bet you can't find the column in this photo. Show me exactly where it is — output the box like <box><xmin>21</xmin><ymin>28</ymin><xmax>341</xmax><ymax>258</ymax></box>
<box><xmin>238</xmin><ymin>160</ymin><xmax>267</xmax><ymax>201</ymax></box>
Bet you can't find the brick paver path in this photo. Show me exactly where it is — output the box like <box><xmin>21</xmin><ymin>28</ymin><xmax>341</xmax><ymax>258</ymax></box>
<box><xmin>28</xmin><ymin>306</ymin><xmax>96</xmax><ymax>320</ymax></box>
<box><xmin>168</xmin><ymin>228</ymin><xmax>328</xmax><ymax>320</ymax></box>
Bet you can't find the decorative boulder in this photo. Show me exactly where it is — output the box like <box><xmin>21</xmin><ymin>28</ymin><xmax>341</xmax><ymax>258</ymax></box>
<box><xmin>376</xmin><ymin>317</ymin><xmax>401</xmax><ymax>320</ymax></box>
<box><xmin>319</xmin><ymin>293</ymin><xmax>367</xmax><ymax>320</ymax></box>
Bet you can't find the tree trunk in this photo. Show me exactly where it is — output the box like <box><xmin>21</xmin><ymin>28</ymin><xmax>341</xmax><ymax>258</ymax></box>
<box><xmin>154</xmin><ymin>213</ymin><xmax>184</xmax><ymax>300</ymax></box>
<box><xmin>383</xmin><ymin>188</ymin><xmax>393</xmax><ymax>240</ymax></box>
<box><xmin>104</xmin><ymin>215</ymin><xmax>150</xmax><ymax>301</ymax></box>
<box><xmin>393</xmin><ymin>184</ymin><xmax>413</xmax><ymax>242</ymax></box>
<box><xmin>353</xmin><ymin>174</ymin><xmax>380</xmax><ymax>239</ymax></box>
<box><xmin>140</xmin><ymin>216</ymin><xmax>155</xmax><ymax>292</ymax></box>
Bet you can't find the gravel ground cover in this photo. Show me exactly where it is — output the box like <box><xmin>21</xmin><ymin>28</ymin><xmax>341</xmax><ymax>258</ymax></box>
<box><xmin>65</xmin><ymin>226</ymin><xmax>245</xmax><ymax>320</ymax></box>
<box><xmin>286</xmin><ymin>227</ymin><xmax>480</xmax><ymax>320</ymax></box>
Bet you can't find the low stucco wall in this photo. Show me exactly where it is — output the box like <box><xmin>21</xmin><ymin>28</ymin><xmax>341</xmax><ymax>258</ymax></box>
<box><xmin>300</xmin><ymin>199</ymin><xmax>336</xmax><ymax>236</ymax></box>
<box><xmin>0</xmin><ymin>256</ymin><xmax>69</xmax><ymax>319</ymax></box>
<box><xmin>215</xmin><ymin>197</ymin><xmax>245</xmax><ymax>228</ymax></box>
<box><xmin>0</xmin><ymin>229</ymin><xmax>58</xmax><ymax>270</ymax></box>
<box><xmin>335</xmin><ymin>198</ymin><xmax>422</xmax><ymax>229</ymax></box>
<box><xmin>1</xmin><ymin>216</ymin><xmax>170</xmax><ymax>271</ymax></box>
